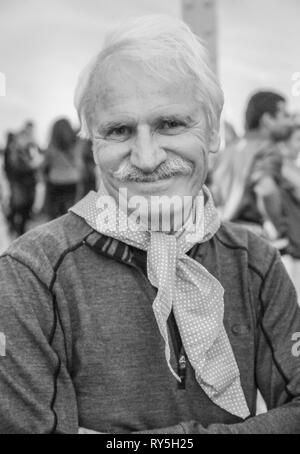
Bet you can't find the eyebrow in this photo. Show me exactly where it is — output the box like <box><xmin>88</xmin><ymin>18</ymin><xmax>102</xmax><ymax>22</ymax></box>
<box><xmin>153</xmin><ymin>114</ymin><xmax>194</xmax><ymax>125</ymax></box>
<box><xmin>96</xmin><ymin>120</ymin><xmax>135</xmax><ymax>134</ymax></box>
<box><xmin>97</xmin><ymin>114</ymin><xmax>195</xmax><ymax>132</ymax></box>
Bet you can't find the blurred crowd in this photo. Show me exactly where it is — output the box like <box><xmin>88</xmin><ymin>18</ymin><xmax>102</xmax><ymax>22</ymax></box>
<box><xmin>0</xmin><ymin>118</ymin><xmax>97</xmax><ymax>242</ymax></box>
<box><xmin>0</xmin><ymin>90</ymin><xmax>300</xmax><ymax>296</ymax></box>
<box><xmin>209</xmin><ymin>90</ymin><xmax>300</xmax><ymax>298</ymax></box>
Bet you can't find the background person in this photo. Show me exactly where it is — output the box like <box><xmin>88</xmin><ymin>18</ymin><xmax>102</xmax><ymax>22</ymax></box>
<box><xmin>212</xmin><ymin>91</ymin><xmax>292</xmax><ymax>241</ymax></box>
<box><xmin>3</xmin><ymin>124</ymin><xmax>42</xmax><ymax>236</ymax></box>
<box><xmin>277</xmin><ymin>124</ymin><xmax>300</xmax><ymax>300</ymax></box>
<box><xmin>43</xmin><ymin>118</ymin><xmax>83</xmax><ymax>220</ymax></box>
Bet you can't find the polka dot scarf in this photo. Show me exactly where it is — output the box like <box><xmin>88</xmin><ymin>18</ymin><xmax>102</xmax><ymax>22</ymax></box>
<box><xmin>70</xmin><ymin>185</ymin><xmax>250</xmax><ymax>419</ymax></box>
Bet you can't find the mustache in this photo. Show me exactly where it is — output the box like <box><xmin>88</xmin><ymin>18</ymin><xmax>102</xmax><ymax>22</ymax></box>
<box><xmin>112</xmin><ymin>158</ymin><xmax>194</xmax><ymax>183</ymax></box>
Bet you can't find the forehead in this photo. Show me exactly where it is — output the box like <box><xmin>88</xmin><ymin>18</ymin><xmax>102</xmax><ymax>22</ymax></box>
<box><xmin>94</xmin><ymin>60</ymin><xmax>199</xmax><ymax>120</ymax></box>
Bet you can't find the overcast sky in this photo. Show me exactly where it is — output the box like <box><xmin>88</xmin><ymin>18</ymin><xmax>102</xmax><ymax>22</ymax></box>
<box><xmin>1</xmin><ymin>0</ymin><xmax>300</xmax><ymax>146</ymax></box>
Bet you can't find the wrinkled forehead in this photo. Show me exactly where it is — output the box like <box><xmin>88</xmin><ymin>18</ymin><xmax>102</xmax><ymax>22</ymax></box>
<box><xmin>91</xmin><ymin>57</ymin><xmax>200</xmax><ymax>116</ymax></box>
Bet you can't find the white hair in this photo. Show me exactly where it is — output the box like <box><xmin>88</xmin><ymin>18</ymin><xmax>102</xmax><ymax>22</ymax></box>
<box><xmin>74</xmin><ymin>14</ymin><xmax>224</xmax><ymax>140</ymax></box>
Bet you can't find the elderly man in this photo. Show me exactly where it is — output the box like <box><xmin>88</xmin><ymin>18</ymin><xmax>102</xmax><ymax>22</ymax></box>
<box><xmin>0</xmin><ymin>15</ymin><xmax>299</xmax><ymax>434</ymax></box>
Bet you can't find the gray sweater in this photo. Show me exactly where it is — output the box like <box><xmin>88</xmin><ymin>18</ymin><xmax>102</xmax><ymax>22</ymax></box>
<box><xmin>0</xmin><ymin>213</ymin><xmax>299</xmax><ymax>434</ymax></box>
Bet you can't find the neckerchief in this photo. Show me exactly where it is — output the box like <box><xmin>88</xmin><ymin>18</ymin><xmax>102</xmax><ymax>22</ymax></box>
<box><xmin>70</xmin><ymin>185</ymin><xmax>250</xmax><ymax>419</ymax></box>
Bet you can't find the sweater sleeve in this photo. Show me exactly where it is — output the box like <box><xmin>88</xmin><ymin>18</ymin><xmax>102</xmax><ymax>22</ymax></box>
<box><xmin>133</xmin><ymin>251</ymin><xmax>300</xmax><ymax>434</ymax></box>
<box><xmin>0</xmin><ymin>255</ymin><xmax>78</xmax><ymax>434</ymax></box>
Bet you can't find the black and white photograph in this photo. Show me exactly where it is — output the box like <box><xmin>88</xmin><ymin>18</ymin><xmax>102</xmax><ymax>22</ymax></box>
<box><xmin>0</xmin><ymin>0</ymin><xmax>300</xmax><ymax>437</ymax></box>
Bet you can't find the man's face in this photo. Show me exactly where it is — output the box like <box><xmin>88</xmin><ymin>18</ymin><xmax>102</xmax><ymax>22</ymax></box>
<box><xmin>91</xmin><ymin>62</ymin><xmax>213</xmax><ymax>213</ymax></box>
<box><xmin>268</xmin><ymin>101</ymin><xmax>292</xmax><ymax>141</ymax></box>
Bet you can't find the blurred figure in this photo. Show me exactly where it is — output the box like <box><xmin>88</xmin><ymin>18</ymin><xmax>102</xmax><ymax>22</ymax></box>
<box><xmin>212</xmin><ymin>91</ymin><xmax>300</xmax><ymax>301</ymax></box>
<box><xmin>291</xmin><ymin>111</ymin><xmax>300</xmax><ymax>127</ymax></box>
<box><xmin>277</xmin><ymin>125</ymin><xmax>300</xmax><ymax>298</ymax></box>
<box><xmin>0</xmin><ymin>191</ymin><xmax>10</xmax><ymax>254</ymax></box>
<box><xmin>75</xmin><ymin>138</ymin><xmax>97</xmax><ymax>197</ymax></box>
<box><xmin>3</xmin><ymin>124</ymin><xmax>42</xmax><ymax>236</ymax></box>
<box><xmin>280</xmin><ymin>125</ymin><xmax>300</xmax><ymax>197</ymax></box>
<box><xmin>281</xmin><ymin>123</ymin><xmax>300</xmax><ymax>161</ymax></box>
<box><xmin>212</xmin><ymin>91</ymin><xmax>291</xmax><ymax>243</ymax></box>
<box><xmin>0</xmin><ymin>134</ymin><xmax>12</xmax><ymax>252</ymax></box>
<box><xmin>206</xmin><ymin>119</ymin><xmax>239</xmax><ymax>187</ymax></box>
<box><xmin>2</xmin><ymin>132</ymin><xmax>16</xmax><ymax>224</ymax></box>
<box><xmin>3</xmin><ymin>132</ymin><xmax>17</xmax><ymax>186</ymax></box>
<box><xmin>44</xmin><ymin>119</ymin><xmax>82</xmax><ymax>219</ymax></box>
<box><xmin>22</xmin><ymin>121</ymin><xmax>35</xmax><ymax>144</ymax></box>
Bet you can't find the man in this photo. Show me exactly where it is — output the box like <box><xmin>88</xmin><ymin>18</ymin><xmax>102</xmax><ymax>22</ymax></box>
<box><xmin>4</xmin><ymin>122</ymin><xmax>43</xmax><ymax>236</ymax></box>
<box><xmin>0</xmin><ymin>16</ymin><xmax>299</xmax><ymax>434</ymax></box>
<box><xmin>212</xmin><ymin>91</ymin><xmax>291</xmax><ymax>232</ymax></box>
<box><xmin>212</xmin><ymin>92</ymin><xmax>300</xmax><ymax>297</ymax></box>
<box><xmin>278</xmin><ymin>124</ymin><xmax>300</xmax><ymax>300</ymax></box>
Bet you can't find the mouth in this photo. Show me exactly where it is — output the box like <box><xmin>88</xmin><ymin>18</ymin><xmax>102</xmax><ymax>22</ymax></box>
<box><xmin>140</xmin><ymin>175</ymin><xmax>174</xmax><ymax>183</ymax></box>
<box><xmin>139</xmin><ymin>177</ymin><xmax>172</xmax><ymax>186</ymax></box>
<box><xmin>122</xmin><ymin>172</ymin><xmax>178</xmax><ymax>183</ymax></box>
<box><xmin>128</xmin><ymin>176</ymin><xmax>176</xmax><ymax>192</ymax></box>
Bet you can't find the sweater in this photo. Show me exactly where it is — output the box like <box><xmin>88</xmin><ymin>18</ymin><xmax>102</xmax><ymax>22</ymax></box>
<box><xmin>0</xmin><ymin>212</ymin><xmax>299</xmax><ymax>434</ymax></box>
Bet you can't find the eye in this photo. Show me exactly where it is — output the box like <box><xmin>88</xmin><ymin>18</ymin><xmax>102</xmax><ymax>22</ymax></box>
<box><xmin>106</xmin><ymin>126</ymin><xmax>132</xmax><ymax>140</ymax></box>
<box><xmin>158</xmin><ymin>119</ymin><xmax>186</xmax><ymax>134</ymax></box>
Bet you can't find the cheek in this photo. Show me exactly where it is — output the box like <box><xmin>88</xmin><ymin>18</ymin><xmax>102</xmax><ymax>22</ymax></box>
<box><xmin>162</xmin><ymin>134</ymin><xmax>208</xmax><ymax>175</ymax></box>
<box><xmin>160</xmin><ymin>134</ymin><xmax>208</xmax><ymax>192</ymax></box>
<box><xmin>179</xmin><ymin>134</ymin><xmax>210</xmax><ymax>182</ymax></box>
<box><xmin>159</xmin><ymin>133</ymin><xmax>208</xmax><ymax>167</ymax></box>
<box><xmin>93</xmin><ymin>142</ymin><xmax>128</xmax><ymax>171</ymax></box>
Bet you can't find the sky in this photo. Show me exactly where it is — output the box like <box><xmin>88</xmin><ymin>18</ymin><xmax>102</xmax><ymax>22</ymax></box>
<box><xmin>218</xmin><ymin>0</ymin><xmax>300</xmax><ymax>130</ymax></box>
<box><xmin>0</xmin><ymin>0</ymin><xmax>300</xmax><ymax>146</ymax></box>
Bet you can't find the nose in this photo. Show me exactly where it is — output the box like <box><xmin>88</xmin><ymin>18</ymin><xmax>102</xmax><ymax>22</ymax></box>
<box><xmin>130</xmin><ymin>125</ymin><xmax>167</xmax><ymax>173</ymax></box>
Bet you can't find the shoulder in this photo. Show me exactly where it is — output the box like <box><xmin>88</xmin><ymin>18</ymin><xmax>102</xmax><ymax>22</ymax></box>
<box><xmin>1</xmin><ymin>213</ymin><xmax>93</xmax><ymax>287</ymax></box>
<box><xmin>214</xmin><ymin>222</ymin><xmax>278</xmax><ymax>278</ymax></box>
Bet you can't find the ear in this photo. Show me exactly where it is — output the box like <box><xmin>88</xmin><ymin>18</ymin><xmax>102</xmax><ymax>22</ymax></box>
<box><xmin>92</xmin><ymin>142</ymin><xmax>99</xmax><ymax>166</ymax></box>
<box><xmin>209</xmin><ymin>130</ymin><xmax>221</xmax><ymax>154</ymax></box>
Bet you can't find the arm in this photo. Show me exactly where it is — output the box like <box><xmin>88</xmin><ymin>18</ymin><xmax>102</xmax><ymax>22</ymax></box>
<box><xmin>0</xmin><ymin>255</ymin><xmax>78</xmax><ymax>434</ymax></box>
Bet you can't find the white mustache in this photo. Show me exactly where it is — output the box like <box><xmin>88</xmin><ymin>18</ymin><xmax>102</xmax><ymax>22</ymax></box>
<box><xmin>113</xmin><ymin>158</ymin><xmax>194</xmax><ymax>182</ymax></box>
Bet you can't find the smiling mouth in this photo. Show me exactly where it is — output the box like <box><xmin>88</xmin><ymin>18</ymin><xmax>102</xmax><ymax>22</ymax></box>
<box><xmin>137</xmin><ymin>175</ymin><xmax>174</xmax><ymax>183</ymax></box>
<box><xmin>126</xmin><ymin>172</ymin><xmax>186</xmax><ymax>183</ymax></box>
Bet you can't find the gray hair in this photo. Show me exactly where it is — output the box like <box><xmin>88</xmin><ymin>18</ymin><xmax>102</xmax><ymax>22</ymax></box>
<box><xmin>74</xmin><ymin>14</ymin><xmax>224</xmax><ymax>140</ymax></box>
